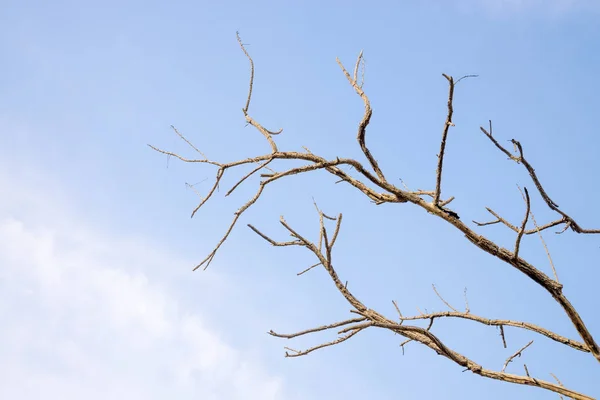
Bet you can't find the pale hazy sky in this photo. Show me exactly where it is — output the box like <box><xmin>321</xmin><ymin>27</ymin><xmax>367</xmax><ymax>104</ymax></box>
<box><xmin>1</xmin><ymin>1</ymin><xmax>599</xmax><ymax>399</ymax></box>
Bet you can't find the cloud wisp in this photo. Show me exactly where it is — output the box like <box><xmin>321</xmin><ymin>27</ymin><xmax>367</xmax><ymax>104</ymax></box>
<box><xmin>0</xmin><ymin>173</ymin><xmax>284</xmax><ymax>399</ymax></box>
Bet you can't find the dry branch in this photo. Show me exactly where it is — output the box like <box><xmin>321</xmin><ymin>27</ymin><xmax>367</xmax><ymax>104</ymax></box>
<box><xmin>480</xmin><ymin>121</ymin><xmax>600</xmax><ymax>234</ymax></box>
<box><xmin>432</xmin><ymin>284</ymin><xmax>459</xmax><ymax>312</ymax></box>
<box><xmin>502</xmin><ymin>340</ymin><xmax>534</xmax><ymax>372</ymax></box>
<box><xmin>396</xmin><ymin>310</ymin><xmax>588</xmax><ymax>352</ymax></box>
<box><xmin>513</xmin><ymin>186</ymin><xmax>531</xmax><ymax>260</ymax></box>
<box><xmin>151</xmin><ymin>35</ymin><xmax>599</xmax><ymax>399</ymax></box>
<box><xmin>434</xmin><ymin>74</ymin><xmax>455</xmax><ymax>206</ymax></box>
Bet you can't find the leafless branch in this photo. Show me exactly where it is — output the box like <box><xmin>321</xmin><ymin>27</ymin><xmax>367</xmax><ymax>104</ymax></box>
<box><xmin>524</xmin><ymin>363</ymin><xmax>531</xmax><ymax>378</ymax></box>
<box><xmin>237</xmin><ymin>31</ymin><xmax>281</xmax><ymax>152</ymax></box>
<box><xmin>463</xmin><ymin>287</ymin><xmax>470</xmax><ymax>314</ymax></box>
<box><xmin>226</xmin><ymin>159</ymin><xmax>273</xmax><ymax>196</ymax></box>
<box><xmin>500</xmin><ymin>325</ymin><xmax>507</xmax><ymax>348</ymax></box>
<box><xmin>434</xmin><ymin>74</ymin><xmax>455</xmax><ymax>206</ymax></box>
<box><xmin>283</xmin><ymin>327</ymin><xmax>365</xmax><ymax>358</ymax></box>
<box><xmin>514</xmin><ymin>186</ymin><xmax>531</xmax><ymax>260</ymax></box>
<box><xmin>268</xmin><ymin>317</ymin><xmax>367</xmax><ymax>339</ymax></box>
<box><xmin>502</xmin><ymin>340</ymin><xmax>534</xmax><ymax>372</ymax></box>
<box><xmin>170</xmin><ymin>125</ymin><xmax>207</xmax><ymax>158</ymax></box>
<box><xmin>152</xmin><ymin>37</ymin><xmax>600</xmax><ymax>399</ymax></box>
<box><xmin>480</xmin><ymin>123</ymin><xmax>600</xmax><ymax>234</ymax></box>
<box><xmin>473</xmin><ymin>208</ymin><xmax>565</xmax><ymax>235</ymax></box>
<box><xmin>524</xmin><ymin>194</ymin><xmax>560</xmax><ymax>282</ymax></box>
<box><xmin>262</xmin><ymin>214</ymin><xmax>591</xmax><ymax>398</ymax></box>
<box><xmin>397</xmin><ymin>310</ymin><xmax>587</xmax><ymax>352</ymax></box>
<box><xmin>247</xmin><ymin>223</ymin><xmax>301</xmax><ymax>247</ymax></box>
<box><xmin>550</xmin><ymin>373</ymin><xmax>568</xmax><ymax>400</ymax></box>
<box><xmin>432</xmin><ymin>284</ymin><xmax>459</xmax><ymax>312</ymax></box>
<box><xmin>392</xmin><ymin>300</ymin><xmax>404</xmax><ymax>324</ymax></box>
<box><xmin>337</xmin><ymin>53</ymin><xmax>386</xmax><ymax>182</ymax></box>
<box><xmin>297</xmin><ymin>262</ymin><xmax>322</xmax><ymax>276</ymax></box>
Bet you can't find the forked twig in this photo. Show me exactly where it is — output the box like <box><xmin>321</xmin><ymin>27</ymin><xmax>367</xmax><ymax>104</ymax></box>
<box><xmin>502</xmin><ymin>340</ymin><xmax>534</xmax><ymax>372</ymax></box>
<box><xmin>337</xmin><ymin>53</ymin><xmax>386</xmax><ymax>182</ymax></box>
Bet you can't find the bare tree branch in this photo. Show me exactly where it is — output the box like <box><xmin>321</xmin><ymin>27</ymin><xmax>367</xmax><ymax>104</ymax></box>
<box><xmin>237</xmin><ymin>31</ymin><xmax>281</xmax><ymax>152</ymax></box>
<box><xmin>434</xmin><ymin>74</ymin><xmax>455</xmax><ymax>206</ymax></box>
<box><xmin>397</xmin><ymin>310</ymin><xmax>588</xmax><ymax>352</ymax></box>
<box><xmin>432</xmin><ymin>284</ymin><xmax>459</xmax><ymax>312</ymax></box>
<box><xmin>152</xmin><ymin>36</ymin><xmax>600</xmax><ymax>399</ymax></box>
<box><xmin>473</xmin><ymin>208</ymin><xmax>565</xmax><ymax>234</ymax></box>
<box><xmin>514</xmin><ymin>186</ymin><xmax>531</xmax><ymax>260</ymax></box>
<box><xmin>480</xmin><ymin>122</ymin><xmax>600</xmax><ymax>234</ymax></box>
<box><xmin>268</xmin><ymin>317</ymin><xmax>367</xmax><ymax>339</ymax></box>
<box><xmin>503</xmin><ymin>340</ymin><xmax>534</xmax><ymax>372</ymax></box>
<box><xmin>337</xmin><ymin>53</ymin><xmax>386</xmax><ymax>182</ymax></box>
<box><xmin>500</xmin><ymin>325</ymin><xmax>507</xmax><ymax>349</ymax></box>
<box><xmin>258</xmin><ymin>214</ymin><xmax>592</xmax><ymax>398</ymax></box>
<box><xmin>283</xmin><ymin>327</ymin><xmax>365</xmax><ymax>358</ymax></box>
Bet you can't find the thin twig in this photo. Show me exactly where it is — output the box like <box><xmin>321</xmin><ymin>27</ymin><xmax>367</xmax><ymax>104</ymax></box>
<box><xmin>284</xmin><ymin>327</ymin><xmax>365</xmax><ymax>357</ymax></box>
<box><xmin>269</xmin><ymin>317</ymin><xmax>367</xmax><ymax>339</ymax></box>
<box><xmin>514</xmin><ymin>186</ymin><xmax>531</xmax><ymax>260</ymax></box>
<box><xmin>434</xmin><ymin>74</ymin><xmax>455</xmax><ymax>205</ymax></box>
<box><xmin>337</xmin><ymin>53</ymin><xmax>386</xmax><ymax>182</ymax></box>
<box><xmin>392</xmin><ymin>300</ymin><xmax>404</xmax><ymax>324</ymax></box>
<box><xmin>297</xmin><ymin>262</ymin><xmax>322</xmax><ymax>276</ymax></box>
<box><xmin>550</xmin><ymin>373</ymin><xmax>566</xmax><ymax>400</ymax></box>
<box><xmin>524</xmin><ymin>200</ymin><xmax>560</xmax><ymax>283</ymax></box>
<box><xmin>502</xmin><ymin>340</ymin><xmax>534</xmax><ymax>372</ymax></box>
<box><xmin>226</xmin><ymin>159</ymin><xmax>273</xmax><ymax>196</ymax></box>
<box><xmin>432</xmin><ymin>284</ymin><xmax>459</xmax><ymax>312</ymax></box>
<box><xmin>170</xmin><ymin>125</ymin><xmax>207</xmax><ymax>158</ymax></box>
<box><xmin>473</xmin><ymin>208</ymin><xmax>565</xmax><ymax>234</ymax></box>
<box><xmin>236</xmin><ymin>31</ymin><xmax>281</xmax><ymax>152</ymax></box>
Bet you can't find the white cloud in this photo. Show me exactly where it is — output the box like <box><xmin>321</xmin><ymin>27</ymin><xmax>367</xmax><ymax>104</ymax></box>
<box><xmin>0</xmin><ymin>174</ymin><xmax>284</xmax><ymax>399</ymax></box>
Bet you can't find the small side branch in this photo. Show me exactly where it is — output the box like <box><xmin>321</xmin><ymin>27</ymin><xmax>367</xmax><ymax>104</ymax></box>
<box><xmin>268</xmin><ymin>317</ymin><xmax>367</xmax><ymax>339</ymax></box>
<box><xmin>473</xmin><ymin>208</ymin><xmax>565</xmax><ymax>235</ymax></box>
<box><xmin>514</xmin><ymin>187</ymin><xmax>530</xmax><ymax>260</ymax></box>
<box><xmin>499</xmin><ymin>325</ymin><xmax>507</xmax><ymax>348</ymax></box>
<box><xmin>397</xmin><ymin>310</ymin><xmax>588</xmax><ymax>353</ymax></box>
<box><xmin>170</xmin><ymin>125</ymin><xmax>207</xmax><ymax>158</ymax></box>
<box><xmin>432</xmin><ymin>284</ymin><xmax>459</xmax><ymax>312</ymax></box>
<box><xmin>337</xmin><ymin>52</ymin><xmax>387</xmax><ymax>182</ymax></box>
<box><xmin>434</xmin><ymin>74</ymin><xmax>455</xmax><ymax>205</ymax></box>
<box><xmin>237</xmin><ymin>32</ymin><xmax>281</xmax><ymax>152</ymax></box>
<box><xmin>226</xmin><ymin>159</ymin><xmax>273</xmax><ymax>196</ymax></box>
<box><xmin>247</xmin><ymin>223</ymin><xmax>301</xmax><ymax>247</ymax></box>
<box><xmin>283</xmin><ymin>327</ymin><xmax>366</xmax><ymax>358</ymax></box>
<box><xmin>526</xmin><ymin>200</ymin><xmax>560</xmax><ymax>283</ymax></box>
<box><xmin>480</xmin><ymin>122</ymin><xmax>600</xmax><ymax>234</ymax></box>
<box><xmin>194</xmin><ymin>183</ymin><xmax>266</xmax><ymax>270</ymax></box>
<box><xmin>502</xmin><ymin>340</ymin><xmax>534</xmax><ymax>372</ymax></box>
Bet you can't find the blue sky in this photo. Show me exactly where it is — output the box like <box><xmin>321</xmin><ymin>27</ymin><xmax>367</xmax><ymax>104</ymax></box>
<box><xmin>1</xmin><ymin>0</ymin><xmax>599</xmax><ymax>398</ymax></box>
